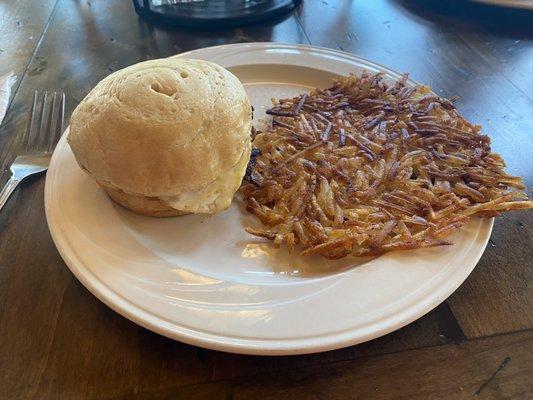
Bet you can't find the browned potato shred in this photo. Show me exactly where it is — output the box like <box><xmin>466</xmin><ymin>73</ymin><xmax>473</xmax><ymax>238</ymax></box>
<box><xmin>242</xmin><ymin>72</ymin><xmax>532</xmax><ymax>259</ymax></box>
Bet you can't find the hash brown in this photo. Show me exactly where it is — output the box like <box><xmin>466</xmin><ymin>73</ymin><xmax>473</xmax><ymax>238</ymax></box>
<box><xmin>242</xmin><ymin>72</ymin><xmax>532</xmax><ymax>259</ymax></box>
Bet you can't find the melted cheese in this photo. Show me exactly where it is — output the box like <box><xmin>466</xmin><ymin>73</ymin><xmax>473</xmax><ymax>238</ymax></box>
<box><xmin>160</xmin><ymin>145</ymin><xmax>250</xmax><ymax>214</ymax></box>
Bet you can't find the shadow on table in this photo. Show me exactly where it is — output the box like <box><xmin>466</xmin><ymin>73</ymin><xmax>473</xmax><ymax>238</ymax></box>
<box><xmin>396</xmin><ymin>0</ymin><xmax>533</xmax><ymax>39</ymax></box>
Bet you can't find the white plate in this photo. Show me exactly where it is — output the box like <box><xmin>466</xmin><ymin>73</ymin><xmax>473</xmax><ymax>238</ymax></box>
<box><xmin>45</xmin><ymin>43</ymin><xmax>493</xmax><ymax>355</ymax></box>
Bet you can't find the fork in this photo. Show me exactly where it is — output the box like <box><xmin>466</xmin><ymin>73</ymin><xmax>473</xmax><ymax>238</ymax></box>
<box><xmin>0</xmin><ymin>91</ymin><xmax>65</xmax><ymax>211</ymax></box>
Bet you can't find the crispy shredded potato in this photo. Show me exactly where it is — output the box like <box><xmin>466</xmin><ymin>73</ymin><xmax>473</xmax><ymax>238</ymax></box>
<box><xmin>242</xmin><ymin>72</ymin><xmax>532</xmax><ymax>259</ymax></box>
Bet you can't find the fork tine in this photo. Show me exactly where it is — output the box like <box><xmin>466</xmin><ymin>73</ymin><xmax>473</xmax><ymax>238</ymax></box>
<box><xmin>42</xmin><ymin>92</ymin><xmax>57</xmax><ymax>152</ymax></box>
<box><xmin>31</xmin><ymin>91</ymin><xmax>48</xmax><ymax>151</ymax></box>
<box><xmin>22</xmin><ymin>91</ymin><xmax>38</xmax><ymax>150</ymax></box>
<box><xmin>49</xmin><ymin>92</ymin><xmax>65</xmax><ymax>152</ymax></box>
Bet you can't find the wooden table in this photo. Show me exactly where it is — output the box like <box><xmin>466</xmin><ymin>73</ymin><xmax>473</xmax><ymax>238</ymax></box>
<box><xmin>1</xmin><ymin>1</ymin><xmax>532</xmax><ymax>398</ymax></box>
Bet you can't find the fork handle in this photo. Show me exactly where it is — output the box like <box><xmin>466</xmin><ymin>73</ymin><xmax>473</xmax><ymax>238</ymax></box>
<box><xmin>0</xmin><ymin>178</ymin><xmax>22</xmax><ymax>212</ymax></box>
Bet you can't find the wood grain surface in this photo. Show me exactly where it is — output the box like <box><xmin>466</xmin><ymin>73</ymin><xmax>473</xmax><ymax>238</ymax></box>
<box><xmin>105</xmin><ymin>330</ymin><xmax>533</xmax><ymax>400</ymax></box>
<box><xmin>0</xmin><ymin>1</ymin><xmax>531</xmax><ymax>399</ymax></box>
<box><xmin>0</xmin><ymin>0</ymin><xmax>58</xmax><ymax>78</ymax></box>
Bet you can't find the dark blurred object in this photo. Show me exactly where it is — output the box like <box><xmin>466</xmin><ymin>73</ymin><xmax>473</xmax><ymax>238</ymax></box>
<box><xmin>132</xmin><ymin>0</ymin><xmax>302</xmax><ymax>28</ymax></box>
<box><xmin>470</xmin><ymin>0</ymin><xmax>533</xmax><ymax>10</ymax></box>
<box><xmin>398</xmin><ymin>0</ymin><xmax>533</xmax><ymax>39</ymax></box>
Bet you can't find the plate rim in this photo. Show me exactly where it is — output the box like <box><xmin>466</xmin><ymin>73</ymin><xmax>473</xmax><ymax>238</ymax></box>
<box><xmin>45</xmin><ymin>43</ymin><xmax>493</xmax><ymax>355</ymax></box>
